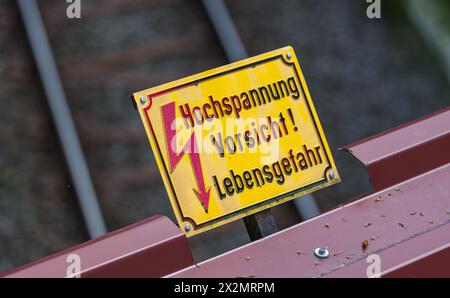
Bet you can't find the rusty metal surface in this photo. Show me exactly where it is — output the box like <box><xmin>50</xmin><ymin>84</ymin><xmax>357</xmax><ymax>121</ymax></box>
<box><xmin>1</xmin><ymin>215</ymin><xmax>193</xmax><ymax>278</ymax></box>
<box><xmin>344</xmin><ymin>106</ymin><xmax>450</xmax><ymax>190</ymax></box>
<box><xmin>168</xmin><ymin>108</ymin><xmax>450</xmax><ymax>278</ymax></box>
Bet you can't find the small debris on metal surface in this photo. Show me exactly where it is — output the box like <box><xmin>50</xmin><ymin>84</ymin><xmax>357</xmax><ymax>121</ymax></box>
<box><xmin>244</xmin><ymin>256</ymin><xmax>252</xmax><ymax>261</ymax></box>
<box><xmin>362</xmin><ymin>240</ymin><xmax>369</xmax><ymax>250</ymax></box>
<box><xmin>410</xmin><ymin>211</ymin><xmax>417</xmax><ymax>215</ymax></box>
<box><xmin>395</xmin><ymin>187</ymin><xmax>400</xmax><ymax>191</ymax></box>
<box><xmin>333</xmin><ymin>250</ymin><xmax>345</xmax><ymax>256</ymax></box>
<box><xmin>374</xmin><ymin>196</ymin><xmax>382</xmax><ymax>203</ymax></box>
<box><xmin>387</xmin><ymin>193</ymin><xmax>392</xmax><ymax>197</ymax></box>
<box><xmin>297</xmin><ymin>250</ymin><xmax>308</xmax><ymax>256</ymax></box>
<box><xmin>428</xmin><ymin>221</ymin><xmax>434</xmax><ymax>225</ymax></box>
<box><xmin>346</xmin><ymin>256</ymin><xmax>353</xmax><ymax>260</ymax></box>
<box><xmin>364</xmin><ymin>222</ymin><xmax>372</xmax><ymax>228</ymax></box>
<box><xmin>324</xmin><ymin>224</ymin><xmax>331</xmax><ymax>229</ymax></box>
<box><xmin>398</xmin><ymin>222</ymin><xmax>406</xmax><ymax>228</ymax></box>
<box><xmin>420</xmin><ymin>213</ymin><xmax>425</xmax><ymax>217</ymax></box>
<box><xmin>370</xmin><ymin>236</ymin><xmax>379</xmax><ymax>241</ymax></box>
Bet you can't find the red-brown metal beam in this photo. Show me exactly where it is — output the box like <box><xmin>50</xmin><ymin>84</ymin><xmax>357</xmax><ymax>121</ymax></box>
<box><xmin>327</xmin><ymin>223</ymin><xmax>450</xmax><ymax>277</ymax></box>
<box><xmin>343</xmin><ymin>106</ymin><xmax>450</xmax><ymax>190</ymax></box>
<box><xmin>1</xmin><ymin>215</ymin><xmax>193</xmax><ymax>278</ymax></box>
<box><xmin>169</xmin><ymin>163</ymin><xmax>450</xmax><ymax>277</ymax></box>
<box><xmin>168</xmin><ymin>107</ymin><xmax>450</xmax><ymax>278</ymax></box>
<box><xmin>2</xmin><ymin>107</ymin><xmax>449</xmax><ymax>278</ymax></box>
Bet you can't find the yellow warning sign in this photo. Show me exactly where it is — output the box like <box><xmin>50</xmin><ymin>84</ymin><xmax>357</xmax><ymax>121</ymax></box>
<box><xmin>133</xmin><ymin>46</ymin><xmax>340</xmax><ymax>236</ymax></box>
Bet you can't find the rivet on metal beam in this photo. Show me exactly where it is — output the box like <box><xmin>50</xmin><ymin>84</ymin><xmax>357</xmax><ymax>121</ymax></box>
<box><xmin>314</xmin><ymin>247</ymin><xmax>330</xmax><ymax>259</ymax></box>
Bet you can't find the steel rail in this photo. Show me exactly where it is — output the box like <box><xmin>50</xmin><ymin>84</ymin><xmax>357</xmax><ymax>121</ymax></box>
<box><xmin>17</xmin><ymin>0</ymin><xmax>107</xmax><ymax>238</ymax></box>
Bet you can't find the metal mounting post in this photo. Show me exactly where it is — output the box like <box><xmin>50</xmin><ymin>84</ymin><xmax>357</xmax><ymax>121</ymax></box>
<box><xmin>243</xmin><ymin>209</ymin><xmax>279</xmax><ymax>241</ymax></box>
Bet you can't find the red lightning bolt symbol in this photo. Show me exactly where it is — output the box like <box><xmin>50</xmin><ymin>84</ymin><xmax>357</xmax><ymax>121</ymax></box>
<box><xmin>161</xmin><ymin>101</ymin><xmax>211</xmax><ymax>212</ymax></box>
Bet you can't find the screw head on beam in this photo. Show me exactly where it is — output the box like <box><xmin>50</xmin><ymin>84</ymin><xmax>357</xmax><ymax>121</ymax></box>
<box><xmin>314</xmin><ymin>247</ymin><xmax>330</xmax><ymax>259</ymax></box>
<box><xmin>139</xmin><ymin>96</ymin><xmax>147</xmax><ymax>104</ymax></box>
<box><xmin>286</xmin><ymin>52</ymin><xmax>292</xmax><ymax>59</ymax></box>
<box><xmin>185</xmin><ymin>223</ymin><xmax>191</xmax><ymax>232</ymax></box>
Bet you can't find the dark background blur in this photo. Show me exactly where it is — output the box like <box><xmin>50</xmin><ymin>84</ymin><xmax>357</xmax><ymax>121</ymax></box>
<box><xmin>0</xmin><ymin>0</ymin><xmax>448</xmax><ymax>272</ymax></box>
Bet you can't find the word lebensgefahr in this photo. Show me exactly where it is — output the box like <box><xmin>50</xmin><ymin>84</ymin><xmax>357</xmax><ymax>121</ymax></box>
<box><xmin>212</xmin><ymin>144</ymin><xmax>324</xmax><ymax>199</ymax></box>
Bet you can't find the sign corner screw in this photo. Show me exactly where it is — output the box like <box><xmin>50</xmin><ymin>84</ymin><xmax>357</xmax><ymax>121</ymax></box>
<box><xmin>286</xmin><ymin>52</ymin><xmax>292</xmax><ymax>59</ymax></box>
<box><xmin>329</xmin><ymin>171</ymin><xmax>335</xmax><ymax>180</ymax></box>
<box><xmin>139</xmin><ymin>96</ymin><xmax>147</xmax><ymax>104</ymax></box>
<box><xmin>185</xmin><ymin>223</ymin><xmax>191</xmax><ymax>232</ymax></box>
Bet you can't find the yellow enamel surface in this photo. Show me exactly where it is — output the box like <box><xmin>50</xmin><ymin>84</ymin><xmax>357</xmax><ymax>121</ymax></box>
<box><xmin>133</xmin><ymin>46</ymin><xmax>340</xmax><ymax>237</ymax></box>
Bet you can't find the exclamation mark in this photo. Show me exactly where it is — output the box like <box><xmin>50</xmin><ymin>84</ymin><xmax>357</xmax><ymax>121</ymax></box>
<box><xmin>287</xmin><ymin>108</ymin><xmax>298</xmax><ymax>132</ymax></box>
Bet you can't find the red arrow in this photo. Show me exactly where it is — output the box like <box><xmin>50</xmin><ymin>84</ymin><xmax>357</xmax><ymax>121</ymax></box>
<box><xmin>161</xmin><ymin>101</ymin><xmax>211</xmax><ymax>211</ymax></box>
